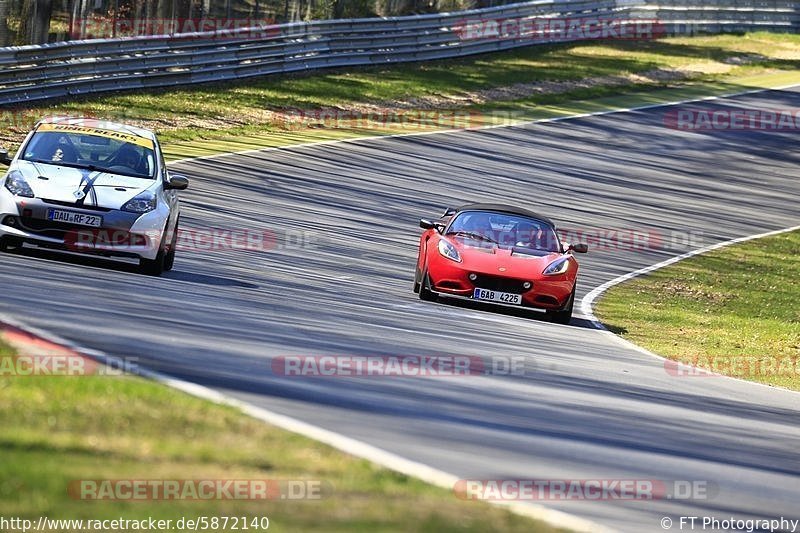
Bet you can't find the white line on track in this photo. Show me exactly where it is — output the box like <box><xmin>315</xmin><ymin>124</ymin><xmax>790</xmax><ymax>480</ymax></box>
<box><xmin>6</xmin><ymin>81</ymin><xmax>800</xmax><ymax>532</ymax></box>
<box><xmin>580</xmin><ymin>224</ymin><xmax>800</xmax><ymax>396</ymax></box>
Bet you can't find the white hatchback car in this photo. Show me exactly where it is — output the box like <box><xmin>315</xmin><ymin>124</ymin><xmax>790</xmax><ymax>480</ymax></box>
<box><xmin>0</xmin><ymin>117</ymin><xmax>188</xmax><ymax>275</ymax></box>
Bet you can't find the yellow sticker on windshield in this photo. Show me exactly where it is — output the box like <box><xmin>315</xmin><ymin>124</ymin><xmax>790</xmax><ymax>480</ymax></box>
<box><xmin>37</xmin><ymin>123</ymin><xmax>154</xmax><ymax>149</ymax></box>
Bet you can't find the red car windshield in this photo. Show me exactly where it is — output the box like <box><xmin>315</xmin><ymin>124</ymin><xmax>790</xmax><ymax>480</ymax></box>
<box><xmin>446</xmin><ymin>211</ymin><xmax>561</xmax><ymax>253</ymax></box>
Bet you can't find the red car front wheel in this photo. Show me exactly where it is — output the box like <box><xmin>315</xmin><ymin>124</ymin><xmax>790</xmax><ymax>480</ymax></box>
<box><xmin>418</xmin><ymin>267</ymin><xmax>437</xmax><ymax>301</ymax></box>
<box><xmin>546</xmin><ymin>285</ymin><xmax>575</xmax><ymax>325</ymax></box>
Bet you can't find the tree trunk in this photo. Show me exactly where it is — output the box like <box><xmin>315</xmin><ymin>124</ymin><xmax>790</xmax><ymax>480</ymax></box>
<box><xmin>332</xmin><ymin>0</ymin><xmax>343</xmax><ymax>19</ymax></box>
<box><xmin>156</xmin><ymin>0</ymin><xmax>173</xmax><ymax>33</ymax></box>
<box><xmin>0</xmin><ymin>0</ymin><xmax>9</xmax><ymax>47</ymax></box>
<box><xmin>130</xmin><ymin>0</ymin><xmax>143</xmax><ymax>36</ymax></box>
<box><xmin>19</xmin><ymin>0</ymin><xmax>54</xmax><ymax>44</ymax></box>
<box><xmin>143</xmin><ymin>0</ymin><xmax>157</xmax><ymax>34</ymax></box>
<box><xmin>377</xmin><ymin>0</ymin><xmax>413</xmax><ymax>17</ymax></box>
<box><xmin>287</xmin><ymin>0</ymin><xmax>302</xmax><ymax>21</ymax></box>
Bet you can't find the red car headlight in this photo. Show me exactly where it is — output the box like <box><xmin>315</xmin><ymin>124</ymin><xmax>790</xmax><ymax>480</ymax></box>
<box><xmin>437</xmin><ymin>239</ymin><xmax>462</xmax><ymax>263</ymax></box>
<box><xmin>543</xmin><ymin>258</ymin><xmax>570</xmax><ymax>275</ymax></box>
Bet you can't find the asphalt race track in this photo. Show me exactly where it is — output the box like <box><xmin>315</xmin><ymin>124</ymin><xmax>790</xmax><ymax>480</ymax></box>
<box><xmin>3</xmin><ymin>88</ymin><xmax>799</xmax><ymax>531</ymax></box>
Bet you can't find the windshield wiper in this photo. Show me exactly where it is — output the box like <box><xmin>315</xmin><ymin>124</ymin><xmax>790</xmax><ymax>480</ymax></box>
<box><xmin>25</xmin><ymin>159</ymin><xmax>149</xmax><ymax>179</ymax></box>
<box><xmin>26</xmin><ymin>159</ymin><xmax>107</xmax><ymax>173</ymax></box>
<box><xmin>446</xmin><ymin>230</ymin><xmax>499</xmax><ymax>244</ymax></box>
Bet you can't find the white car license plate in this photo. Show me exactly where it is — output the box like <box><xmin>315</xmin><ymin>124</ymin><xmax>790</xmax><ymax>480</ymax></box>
<box><xmin>473</xmin><ymin>288</ymin><xmax>522</xmax><ymax>305</ymax></box>
<box><xmin>47</xmin><ymin>209</ymin><xmax>102</xmax><ymax>227</ymax></box>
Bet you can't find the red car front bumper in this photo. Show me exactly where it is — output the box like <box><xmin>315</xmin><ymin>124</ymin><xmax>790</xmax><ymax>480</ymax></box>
<box><xmin>425</xmin><ymin>253</ymin><xmax>575</xmax><ymax>310</ymax></box>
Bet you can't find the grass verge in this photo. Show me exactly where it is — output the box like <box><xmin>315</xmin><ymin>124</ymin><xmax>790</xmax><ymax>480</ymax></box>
<box><xmin>0</xmin><ymin>338</ymin><xmax>559</xmax><ymax>532</ymax></box>
<box><xmin>595</xmin><ymin>230</ymin><xmax>800</xmax><ymax>391</ymax></box>
<box><xmin>1</xmin><ymin>32</ymin><xmax>800</xmax><ymax>160</ymax></box>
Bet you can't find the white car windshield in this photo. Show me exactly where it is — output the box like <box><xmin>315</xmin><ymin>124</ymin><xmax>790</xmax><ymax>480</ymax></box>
<box><xmin>21</xmin><ymin>126</ymin><xmax>157</xmax><ymax>179</ymax></box>
<box><xmin>446</xmin><ymin>211</ymin><xmax>561</xmax><ymax>253</ymax></box>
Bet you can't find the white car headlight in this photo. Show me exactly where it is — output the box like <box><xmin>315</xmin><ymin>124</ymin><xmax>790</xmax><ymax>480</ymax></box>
<box><xmin>437</xmin><ymin>239</ymin><xmax>462</xmax><ymax>263</ymax></box>
<box><xmin>543</xmin><ymin>258</ymin><xmax>570</xmax><ymax>275</ymax></box>
<box><xmin>4</xmin><ymin>171</ymin><xmax>34</xmax><ymax>198</ymax></box>
<box><xmin>121</xmin><ymin>191</ymin><xmax>157</xmax><ymax>213</ymax></box>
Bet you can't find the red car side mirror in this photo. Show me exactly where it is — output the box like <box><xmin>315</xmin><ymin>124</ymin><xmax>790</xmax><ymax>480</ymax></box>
<box><xmin>569</xmin><ymin>243</ymin><xmax>589</xmax><ymax>253</ymax></box>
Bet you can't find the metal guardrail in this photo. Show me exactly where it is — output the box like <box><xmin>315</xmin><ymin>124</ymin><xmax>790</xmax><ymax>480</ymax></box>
<box><xmin>0</xmin><ymin>0</ymin><xmax>797</xmax><ymax>106</ymax></box>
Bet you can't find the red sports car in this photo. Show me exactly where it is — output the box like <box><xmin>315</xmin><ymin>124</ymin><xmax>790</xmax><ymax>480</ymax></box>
<box><xmin>414</xmin><ymin>204</ymin><xmax>588</xmax><ymax>324</ymax></box>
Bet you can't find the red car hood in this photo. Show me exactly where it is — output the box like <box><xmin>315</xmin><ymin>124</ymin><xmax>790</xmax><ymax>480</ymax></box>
<box><xmin>450</xmin><ymin>238</ymin><xmax>562</xmax><ymax>278</ymax></box>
